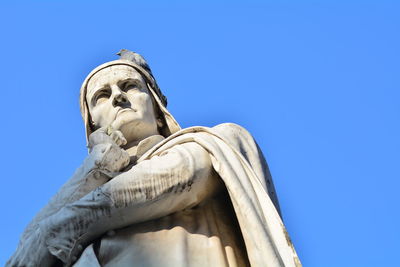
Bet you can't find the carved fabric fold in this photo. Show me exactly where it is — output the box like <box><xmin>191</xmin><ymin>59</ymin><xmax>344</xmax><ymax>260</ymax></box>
<box><xmin>138</xmin><ymin>123</ymin><xmax>301</xmax><ymax>267</ymax></box>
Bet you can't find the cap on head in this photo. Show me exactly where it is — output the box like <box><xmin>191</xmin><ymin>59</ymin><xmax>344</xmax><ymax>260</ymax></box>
<box><xmin>79</xmin><ymin>49</ymin><xmax>180</xmax><ymax>145</ymax></box>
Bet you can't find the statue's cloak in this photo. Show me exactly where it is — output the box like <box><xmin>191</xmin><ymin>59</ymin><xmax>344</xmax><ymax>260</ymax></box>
<box><xmin>74</xmin><ymin>123</ymin><xmax>300</xmax><ymax>267</ymax></box>
<box><xmin>139</xmin><ymin>123</ymin><xmax>301</xmax><ymax>267</ymax></box>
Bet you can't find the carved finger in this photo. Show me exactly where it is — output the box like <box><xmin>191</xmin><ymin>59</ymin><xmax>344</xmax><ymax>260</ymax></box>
<box><xmin>110</xmin><ymin>130</ymin><xmax>127</xmax><ymax>147</ymax></box>
<box><xmin>88</xmin><ymin>127</ymin><xmax>113</xmax><ymax>150</ymax></box>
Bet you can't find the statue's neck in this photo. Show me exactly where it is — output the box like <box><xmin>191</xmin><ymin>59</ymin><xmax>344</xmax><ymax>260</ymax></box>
<box><xmin>123</xmin><ymin>134</ymin><xmax>165</xmax><ymax>158</ymax></box>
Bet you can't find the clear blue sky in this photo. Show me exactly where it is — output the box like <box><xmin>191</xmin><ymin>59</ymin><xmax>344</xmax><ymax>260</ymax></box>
<box><xmin>1</xmin><ymin>1</ymin><xmax>399</xmax><ymax>266</ymax></box>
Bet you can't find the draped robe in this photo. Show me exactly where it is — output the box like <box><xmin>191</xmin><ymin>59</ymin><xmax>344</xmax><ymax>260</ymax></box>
<box><xmin>32</xmin><ymin>123</ymin><xmax>300</xmax><ymax>267</ymax></box>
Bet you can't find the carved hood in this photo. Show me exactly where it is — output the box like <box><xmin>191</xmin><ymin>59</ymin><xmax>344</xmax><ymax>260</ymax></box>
<box><xmin>79</xmin><ymin>52</ymin><xmax>181</xmax><ymax>144</ymax></box>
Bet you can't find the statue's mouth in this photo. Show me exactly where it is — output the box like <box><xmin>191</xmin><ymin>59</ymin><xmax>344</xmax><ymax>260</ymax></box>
<box><xmin>116</xmin><ymin>108</ymin><xmax>136</xmax><ymax>118</ymax></box>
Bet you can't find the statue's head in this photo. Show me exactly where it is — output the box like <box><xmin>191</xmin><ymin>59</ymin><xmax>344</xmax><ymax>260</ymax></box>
<box><xmin>80</xmin><ymin>50</ymin><xmax>180</xmax><ymax>145</ymax></box>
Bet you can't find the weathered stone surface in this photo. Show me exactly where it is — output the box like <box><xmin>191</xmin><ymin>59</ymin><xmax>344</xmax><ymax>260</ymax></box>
<box><xmin>7</xmin><ymin>51</ymin><xmax>300</xmax><ymax>267</ymax></box>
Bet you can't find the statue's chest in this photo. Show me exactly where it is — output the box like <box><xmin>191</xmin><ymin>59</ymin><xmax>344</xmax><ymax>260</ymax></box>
<box><xmin>97</xmin><ymin>192</ymin><xmax>250</xmax><ymax>267</ymax></box>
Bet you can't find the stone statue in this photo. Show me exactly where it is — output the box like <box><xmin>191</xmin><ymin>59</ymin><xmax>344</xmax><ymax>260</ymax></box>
<box><xmin>7</xmin><ymin>50</ymin><xmax>301</xmax><ymax>267</ymax></box>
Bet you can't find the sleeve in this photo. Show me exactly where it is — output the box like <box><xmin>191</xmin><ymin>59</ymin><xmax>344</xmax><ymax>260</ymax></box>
<box><xmin>41</xmin><ymin>141</ymin><xmax>219</xmax><ymax>265</ymax></box>
<box><xmin>19</xmin><ymin>142</ymin><xmax>129</xmax><ymax>243</ymax></box>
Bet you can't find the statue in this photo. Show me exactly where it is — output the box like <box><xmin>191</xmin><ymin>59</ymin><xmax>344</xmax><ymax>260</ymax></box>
<box><xmin>7</xmin><ymin>50</ymin><xmax>301</xmax><ymax>267</ymax></box>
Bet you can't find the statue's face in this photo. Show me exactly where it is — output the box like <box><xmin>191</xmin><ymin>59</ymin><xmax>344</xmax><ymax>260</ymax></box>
<box><xmin>86</xmin><ymin>65</ymin><xmax>158</xmax><ymax>144</ymax></box>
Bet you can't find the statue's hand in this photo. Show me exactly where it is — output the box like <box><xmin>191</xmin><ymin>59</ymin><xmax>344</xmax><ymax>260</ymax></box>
<box><xmin>88</xmin><ymin>126</ymin><xmax>127</xmax><ymax>149</ymax></box>
<box><xmin>6</xmin><ymin>228</ymin><xmax>56</xmax><ymax>267</ymax></box>
<box><xmin>88</xmin><ymin>127</ymin><xmax>130</xmax><ymax>174</ymax></box>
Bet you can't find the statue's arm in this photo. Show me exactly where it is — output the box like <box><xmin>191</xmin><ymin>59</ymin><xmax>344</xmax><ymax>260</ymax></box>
<box><xmin>20</xmin><ymin>142</ymin><xmax>129</xmax><ymax>244</ymax></box>
<box><xmin>42</xmin><ymin>141</ymin><xmax>219</xmax><ymax>265</ymax></box>
<box><xmin>7</xmin><ymin>130</ymin><xmax>130</xmax><ymax>267</ymax></box>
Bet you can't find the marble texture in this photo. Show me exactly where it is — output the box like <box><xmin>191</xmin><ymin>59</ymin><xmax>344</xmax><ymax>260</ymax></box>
<box><xmin>7</xmin><ymin>50</ymin><xmax>301</xmax><ymax>267</ymax></box>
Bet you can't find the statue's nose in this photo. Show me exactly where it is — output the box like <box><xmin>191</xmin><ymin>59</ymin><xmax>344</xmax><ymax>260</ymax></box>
<box><xmin>112</xmin><ymin>93</ymin><xmax>128</xmax><ymax>107</ymax></box>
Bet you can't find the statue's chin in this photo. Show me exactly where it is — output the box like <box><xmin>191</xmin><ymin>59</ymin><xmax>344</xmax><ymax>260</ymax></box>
<box><xmin>112</xmin><ymin>120</ymin><xmax>138</xmax><ymax>136</ymax></box>
<box><xmin>111</xmin><ymin>110</ymin><xmax>158</xmax><ymax>143</ymax></box>
<box><xmin>112</xmin><ymin>117</ymin><xmax>150</xmax><ymax>144</ymax></box>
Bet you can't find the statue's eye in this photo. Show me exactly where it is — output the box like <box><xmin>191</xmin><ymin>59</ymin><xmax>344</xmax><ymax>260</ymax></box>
<box><xmin>94</xmin><ymin>90</ymin><xmax>110</xmax><ymax>105</ymax></box>
<box><xmin>121</xmin><ymin>81</ymin><xmax>140</xmax><ymax>93</ymax></box>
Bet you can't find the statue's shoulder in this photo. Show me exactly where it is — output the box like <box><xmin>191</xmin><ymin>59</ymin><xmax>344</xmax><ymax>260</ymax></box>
<box><xmin>212</xmin><ymin>122</ymin><xmax>252</xmax><ymax>134</ymax></box>
<box><xmin>211</xmin><ymin>123</ymin><xmax>255</xmax><ymax>143</ymax></box>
